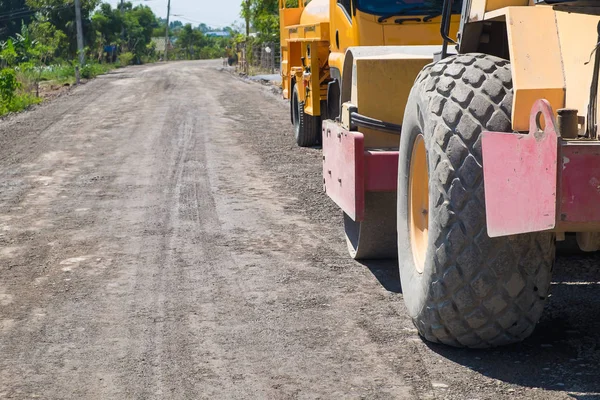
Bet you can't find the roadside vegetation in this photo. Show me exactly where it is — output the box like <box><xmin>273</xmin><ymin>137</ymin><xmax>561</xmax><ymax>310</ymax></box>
<box><xmin>232</xmin><ymin>0</ymin><xmax>302</xmax><ymax>73</ymax></box>
<box><xmin>239</xmin><ymin>0</ymin><xmax>301</xmax><ymax>43</ymax></box>
<box><xmin>0</xmin><ymin>1</ymin><xmax>241</xmax><ymax>117</ymax></box>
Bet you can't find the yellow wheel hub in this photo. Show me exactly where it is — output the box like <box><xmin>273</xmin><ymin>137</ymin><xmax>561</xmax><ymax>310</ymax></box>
<box><xmin>409</xmin><ymin>134</ymin><xmax>429</xmax><ymax>274</ymax></box>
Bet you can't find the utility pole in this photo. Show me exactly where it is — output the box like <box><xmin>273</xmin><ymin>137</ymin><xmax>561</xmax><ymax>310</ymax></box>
<box><xmin>164</xmin><ymin>0</ymin><xmax>171</xmax><ymax>61</ymax></box>
<box><xmin>74</xmin><ymin>0</ymin><xmax>85</xmax><ymax>65</ymax></box>
<box><xmin>120</xmin><ymin>0</ymin><xmax>125</xmax><ymax>39</ymax></box>
<box><xmin>244</xmin><ymin>0</ymin><xmax>250</xmax><ymax>38</ymax></box>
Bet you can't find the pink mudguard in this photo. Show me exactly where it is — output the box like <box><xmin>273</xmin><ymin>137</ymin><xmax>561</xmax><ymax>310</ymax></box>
<box><xmin>482</xmin><ymin>100</ymin><xmax>558</xmax><ymax>237</ymax></box>
<box><xmin>322</xmin><ymin>120</ymin><xmax>398</xmax><ymax>222</ymax></box>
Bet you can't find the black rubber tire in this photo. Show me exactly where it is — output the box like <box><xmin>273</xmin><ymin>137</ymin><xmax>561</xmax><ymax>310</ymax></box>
<box><xmin>290</xmin><ymin>81</ymin><xmax>296</xmax><ymax>125</ymax></box>
<box><xmin>292</xmin><ymin>83</ymin><xmax>301</xmax><ymax>129</ymax></box>
<box><xmin>556</xmin><ymin>233</ymin><xmax>583</xmax><ymax>255</ymax></box>
<box><xmin>292</xmin><ymin>85</ymin><xmax>320</xmax><ymax>147</ymax></box>
<box><xmin>397</xmin><ymin>54</ymin><xmax>555</xmax><ymax>348</ymax></box>
<box><xmin>556</xmin><ymin>232</ymin><xmax>600</xmax><ymax>254</ymax></box>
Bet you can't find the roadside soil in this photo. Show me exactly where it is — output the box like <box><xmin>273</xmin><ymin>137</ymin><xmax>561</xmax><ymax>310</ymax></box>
<box><xmin>0</xmin><ymin>60</ymin><xmax>598</xmax><ymax>399</ymax></box>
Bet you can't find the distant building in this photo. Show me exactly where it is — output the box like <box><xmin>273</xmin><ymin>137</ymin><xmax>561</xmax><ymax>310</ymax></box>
<box><xmin>151</xmin><ymin>37</ymin><xmax>174</xmax><ymax>53</ymax></box>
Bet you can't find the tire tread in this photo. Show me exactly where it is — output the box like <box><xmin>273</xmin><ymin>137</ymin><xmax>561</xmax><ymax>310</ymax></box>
<box><xmin>410</xmin><ymin>54</ymin><xmax>555</xmax><ymax>348</ymax></box>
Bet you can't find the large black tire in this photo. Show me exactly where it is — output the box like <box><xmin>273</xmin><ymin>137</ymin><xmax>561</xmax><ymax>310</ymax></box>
<box><xmin>292</xmin><ymin>83</ymin><xmax>301</xmax><ymax>127</ymax></box>
<box><xmin>397</xmin><ymin>54</ymin><xmax>555</xmax><ymax>348</ymax></box>
<box><xmin>292</xmin><ymin>85</ymin><xmax>320</xmax><ymax>147</ymax></box>
<box><xmin>556</xmin><ymin>233</ymin><xmax>583</xmax><ymax>255</ymax></box>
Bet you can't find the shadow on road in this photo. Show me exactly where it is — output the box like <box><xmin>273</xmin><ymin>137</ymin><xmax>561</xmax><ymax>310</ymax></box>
<box><xmin>359</xmin><ymin>258</ymin><xmax>402</xmax><ymax>294</ymax></box>
<box><xmin>424</xmin><ymin>252</ymin><xmax>600</xmax><ymax>396</ymax></box>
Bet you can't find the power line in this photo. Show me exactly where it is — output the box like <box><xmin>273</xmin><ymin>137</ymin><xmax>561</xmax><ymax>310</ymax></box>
<box><xmin>0</xmin><ymin>2</ymin><xmax>74</xmax><ymax>18</ymax></box>
<box><xmin>0</xmin><ymin>3</ymin><xmax>74</xmax><ymax>23</ymax></box>
<box><xmin>0</xmin><ymin>7</ymin><xmax>30</xmax><ymax>18</ymax></box>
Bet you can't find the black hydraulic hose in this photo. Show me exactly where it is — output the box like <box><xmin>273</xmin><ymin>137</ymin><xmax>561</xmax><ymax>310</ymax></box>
<box><xmin>395</xmin><ymin>17</ymin><xmax>422</xmax><ymax>24</ymax></box>
<box><xmin>440</xmin><ymin>0</ymin><xmax>456</xmax><ymax>59</ymax></box>
<box><xmin>350</xmin><ymin>112</ymin><xmax>402</xmax><ymax>135</ymax></box>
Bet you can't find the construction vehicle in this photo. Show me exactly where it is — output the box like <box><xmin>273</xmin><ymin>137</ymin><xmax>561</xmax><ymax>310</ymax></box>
<box><xmin>279</xmin><ymin>0</ymin><xmax>462</xmax><ymax>147</ymax></box>
<box><xmin>279</xmin><ymin>0</ymin><xmax>600</xmax><ymax>348</ymax></box>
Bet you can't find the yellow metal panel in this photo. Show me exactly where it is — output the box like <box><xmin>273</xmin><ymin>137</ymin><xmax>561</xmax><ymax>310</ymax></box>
<box><xmin>504</xmin><ymin>6</ymin><xmax>565</xmax><ymax>131</ymax></box>
<box><xmin>286</xmin><ymin>22</ymin><xmax>329</xmax><ymax>41</ymax></box>
<box><xmin>351</xmin><ymin>54</ymin><xmax>433</xmax><ymax>147</ymax></box>
<box><xmin>329</xmin><ymin>51</ymin><xmax>345</xmax><ymax>74</ymax></box>
<box><xmin>308</xmin><ymin>22</ymin><xmax>330</xmax><ymax>40</ymax></box>
<box><xmin>383</xmin><ymin>19</ymin><xmax>460</xmax><ymax>45</ymax></box>
<box><xmin>329</xmin><ymin>3</ymin><xmax>356</xmax><ymax>54</ymax></box>
<box><xmin>356</xmin><ymin>12</ymin><xmax>384</xmax><ymax>46</ymax></box>
<box><xmin>300</xmin><ymin>40</ymin><xmax>330</xmax><ymax>117</ymax></box>
<box><xmin>468</xmin><ymin>0</ymin><xmax>528</xmax><ymax>21</ymax></box>
<box><xmin>279</xmin><ymin>8</ymin><xmax>303</xmax><ymax>46</ymax></box>
<box><xmin>281</xmin><ymin>56</ymin><xmax>289</xmax><ymax>98</ymax></box>
<box><xmin>299</xmin><ymin>0</ymin><xmax>329</xmax><ymax>25</ymax></box>
<box><xmin>355</xmin><ymin>12</ymin><xmax>460</xmax><ymax>47</ymax></box>
<box><xmin>555</xmin><ymin>10</ymin><xmax>600</xmax><ymax>129</ymax></box>
<box><xmin>486</xmin><ymin>0</ymin><xmax>528</xmax><ymax>11</ymax></box>
<box><xmin>305</xmin><ymin>41</ymin><xmax>322</xmax><ymax>116</ymax></box>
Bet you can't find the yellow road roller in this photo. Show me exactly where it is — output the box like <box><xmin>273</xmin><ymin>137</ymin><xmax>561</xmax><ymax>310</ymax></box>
<box><xmin>280</xmin><ymin>0</ymin><xmax>600</xmax><ymax>348</ymax></box>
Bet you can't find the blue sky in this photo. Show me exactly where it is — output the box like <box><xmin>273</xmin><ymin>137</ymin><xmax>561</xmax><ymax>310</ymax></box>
<box><xmin>106</xmin><ymin>0</ymin><xmax>243</xmax><ymax>28</ymax></box>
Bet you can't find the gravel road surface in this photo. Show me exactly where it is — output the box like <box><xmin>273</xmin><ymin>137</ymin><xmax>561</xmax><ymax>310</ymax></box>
<box><xmin>0</xmin><ymin>60</ymin><xmax>599</xmax><ymax>399</ymax></box>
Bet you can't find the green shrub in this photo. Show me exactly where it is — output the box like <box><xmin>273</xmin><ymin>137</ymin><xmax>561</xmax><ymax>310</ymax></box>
<box><xmin>40</xmin><ymin>64</ymin><xmax>76</xmax><ymax>83</ymax></box>
<box><xmin>0</xmin><ymin>68</ymin><xmax>19</xmax><ymax>101</ymax></box>
<box><xmin>7</xmin><ymin>93</ymin><xmax>41</xmax><ymax>112</ymax></box>
<box><xmin>118</xmin><ymin>52</ymin><xmax>134</xmax><ymax>67</ymax></box>
<box><xmin>80</xmin><ymin>63</ymin><xmax>113</xmax><ymax>79</ymax></box>
<box><xmin>0</xmin><ymin>92</ymin><xmax>41</xmax><ymax>116</ymax></box>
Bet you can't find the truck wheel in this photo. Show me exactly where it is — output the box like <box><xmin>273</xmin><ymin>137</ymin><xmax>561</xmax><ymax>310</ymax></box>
<box><xmin>556</xmin><ymin>234</ymin><xmax>583</xmax><ymax>255</ymax></box>
<box><xmin>290</xmin><ymin>86</ymin><xmax>295</xmax><ymax>125</ymax></box>
<box><xmin>397</xmin><ymin>54</ymin><xmax>555</xmax><ymax>348</ymax></box>
<box><xmin>292</xmin><ymin>85</ymin><xmax>320</xmax><ymax>147</ymax></box>
<box><xmin>292</xmin><ymin>84</ymin><xmax>302</xmax><ymax>130</ymax></box>
<box><xmin>344</xmin><ymin>192</ymin><xmax>397</xmax><ymax>260</ymax></box>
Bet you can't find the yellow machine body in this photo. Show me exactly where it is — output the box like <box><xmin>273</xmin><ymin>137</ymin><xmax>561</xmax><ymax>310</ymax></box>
<box><xmin>281</xmin><ymin>0</ymin><xmax>600</xmax><ymax>137</ymax></box>
<box><xmin>460</xmin><ymin>0</ymin><xmax>600</xmax><ymax>131</ymax></box>
<box><xmin>279</xmin><ymin>0</ymin><xmax>460</xmax><ymax>120</ymax></box>
<box><xmin>283</xmin><ymin>0</ymin><xmax>600</xmax><ymax>348</ymax></box>
<box><xmin>345</xmin><ymin>48</ymin><xmax>442</xmax><ymax>147</ymax></box>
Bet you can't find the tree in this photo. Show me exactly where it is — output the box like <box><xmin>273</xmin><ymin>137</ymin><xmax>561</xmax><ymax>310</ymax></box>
<box><xmin>29</xmin><ymin>19</ymin><xmax>67</xmax><ymax>62</ymax></box>
<box><xmin>241</xmin><ymin>0</ymin><xmax>296</xmax><ymax>43</ymax></box>
<box><xmin>91</xmin><ymin>3</ymin><xmax>122</xmax><ymax>45</ymax></box>
<box><xmin>122</xmin><ymin>4</ymin><xmax>157</xmax><ymax>62</ymax></box>
<box><xmin>241</xmin><ymin>0</ymin><xmax>250</xmax><ymax>38</ymax></box>
<box><xmin>26</xmin><ymin>0</ymin><xmax>101</xmax><ymax>58</ymax></box>
<box><xmin>169</xmin><ymin>20</ymin><xmax>182</xmax><ymax>30</ymax></box>
<box><xmin>175</xmin><ymin>23</ymin><xmax>203</xmax><ymax>59</ymax></box>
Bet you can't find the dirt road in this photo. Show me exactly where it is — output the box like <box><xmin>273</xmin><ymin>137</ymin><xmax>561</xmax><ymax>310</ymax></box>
<box><xmin>0</xmin><ymin>60</ymin><xmax>599</xmax><ymax>399</ymax></box>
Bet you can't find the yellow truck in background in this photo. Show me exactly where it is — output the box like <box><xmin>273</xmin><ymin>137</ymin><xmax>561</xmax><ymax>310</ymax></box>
<box><xmin>280</xmin><ymin>0</ymin><xmax>461</xmax><ymax>146</ymax></box>
<box><xmin>279</xmin><ymin>0</ymin><xmax>600</xmax><ymax>348</ymax></box>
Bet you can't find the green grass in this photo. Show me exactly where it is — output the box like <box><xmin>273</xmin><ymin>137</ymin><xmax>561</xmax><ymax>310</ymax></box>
<box><xmin>80</xmin><ymin>63</ymin><xmax>116</xmax><ymax>79</ymax></box>
<box><xmin>0</xmin><ymin>92</ymin><xmax>42</xmax><ymax>116</ymax></box>
<box><xmin>39</xmin><ymin>64</ymin><xmax>77</xmax><ymax>84</ymax></box>
<box><xmin>35</xmin><ymin>62</ymin><xmax>117</xmax><ymax>83</ymax></box>
<box><xmin>0</xmin><ymin>62</ymin><xmax>119</xmax><ymax>117</ymax></box>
